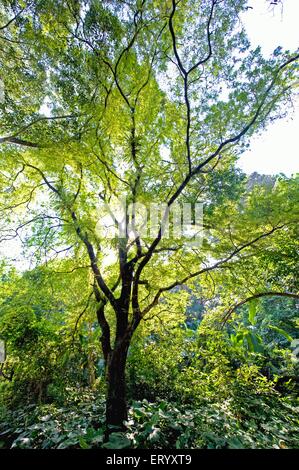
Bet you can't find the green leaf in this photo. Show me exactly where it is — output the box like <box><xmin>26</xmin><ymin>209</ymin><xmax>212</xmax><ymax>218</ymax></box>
<box><xmin>102</xmin><ymin>432</ymin><xmax>131</xmax><ymax>449</ymax></box>
<box><xmin>248</xmin><ymin>299</ymin><xmax>258</xmax><ymax>325</ymax></box>
<box><xmin>247</xmin><ymin>332</ymin><xmax>264</xmax><ymax>353</ymax></box>
<box><xmin>227</xmin><ymin>437</ymin><xmax>244</xmax><ymax>449</ymax></box>
<box><xmin>268</xmin><ymin>325</ymin><xmax>293</xmax><ymax>342</ymax></box>
<box><xmin>79</xmin><ymin>437</ymin><xmax>90</xmax><ymax>449</ymax></box>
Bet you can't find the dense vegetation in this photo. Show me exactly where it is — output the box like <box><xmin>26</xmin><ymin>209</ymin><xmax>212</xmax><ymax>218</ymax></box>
<box><xmin>0</xmin><ymin>271</ymin><xmax>298</xmax><ymax>449</ymax></box>
<box><xmin>0</xmin><ymin>0</ymin><xmax>298</xmax><ymax>449</ymax></box>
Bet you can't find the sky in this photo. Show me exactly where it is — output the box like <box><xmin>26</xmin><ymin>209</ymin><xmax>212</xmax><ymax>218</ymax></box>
<box><xmin>238</xmin><ymin>0</ymin><xmax>299</xmax><ymax>176</ymax></box>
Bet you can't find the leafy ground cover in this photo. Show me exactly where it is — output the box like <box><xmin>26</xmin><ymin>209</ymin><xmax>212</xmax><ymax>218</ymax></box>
<box><xmin>1</xmin><ymin>393</ymin><xmax>298</xmax><ymax>449</ymax></box>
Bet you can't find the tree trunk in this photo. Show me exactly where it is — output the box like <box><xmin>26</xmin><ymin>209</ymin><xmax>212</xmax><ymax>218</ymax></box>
<box><xmin>87</xmin><ymin>349</ymin><xmax>96</xmax><ymax>388</ymax></box>
<box><xmin>105</xmin><ymin>340</ymin><xmax>129</xmax><ymax>430</ymax></box>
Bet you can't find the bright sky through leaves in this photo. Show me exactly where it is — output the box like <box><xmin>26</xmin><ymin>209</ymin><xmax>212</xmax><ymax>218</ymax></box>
<box><xmin>239</xmin><ymin>0</ymin><xmax>299</xmax><ymax>176</ymax></box>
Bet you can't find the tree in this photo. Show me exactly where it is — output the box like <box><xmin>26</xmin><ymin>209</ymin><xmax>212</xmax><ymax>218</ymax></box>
<box><xmin>0</xmin><ymin>0</ymin><xmax>298</xmax><ymax>430</ymax></box>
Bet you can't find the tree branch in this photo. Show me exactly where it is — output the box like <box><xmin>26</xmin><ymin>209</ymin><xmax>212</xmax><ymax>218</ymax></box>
<box><xmin>140</xmin><ymin>224</ymin><xmax>286</xmax><ymax>316</ymax></box>
<box><xmin>222</xmin><ymin>291</ymin><xmax>299</xmax><ymax>324</ymax></box>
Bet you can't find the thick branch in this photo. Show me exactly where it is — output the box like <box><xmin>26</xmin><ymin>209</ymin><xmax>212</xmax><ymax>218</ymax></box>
<box><xmin>188</xmin><ymin>0</ymin><xmax>216</xmax><ymax>74</ymax></box>
<box><xmin>70</xmin><ymin>210</ymin><xmax>117</xmax><ymax>310</ymax></box>
<box><xmin>0</xmin><ymin>137</ymin><xmax>40</xmax><ymax>148</ymax></box>
<box><xmin>0</xmin><ymin>4</ymin><xmax>28</xmax><ymax>31</ymax></box>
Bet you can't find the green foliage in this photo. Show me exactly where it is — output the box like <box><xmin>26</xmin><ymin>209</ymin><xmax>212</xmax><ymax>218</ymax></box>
<box><xmin>268</xmin><ymin>325</ymin><xmax>293</xmax><ymax>343</ymax></box>
<box><xmin>0</xmin><ymin>262</ymin><xmax>298</xmax><ymax>449</ymax></box>
<box><xmin>0</xmin><ymin>392</ymin><xmax>106</xmax><ymax>449</ymax></box>
<box><xmin>0</xmin><ymin>267</ymin><xmax>103</xmax><ymax>405</ymax></box>
<box><xmin>0</xmin><ymin>0</ymin><xmax>298</xmax><ymax>450</ymax></box>
<box><xmin>1</xmin><ymin>394</ymin><xmax>298</xmax><ymax>449</ymax></box>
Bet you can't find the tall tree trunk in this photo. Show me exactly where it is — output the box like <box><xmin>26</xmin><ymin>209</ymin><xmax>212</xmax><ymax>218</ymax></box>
<box><xmin>105</xmin><ymin>340</ymin><xmax>129</xmax><ymax>429</ymax></box>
